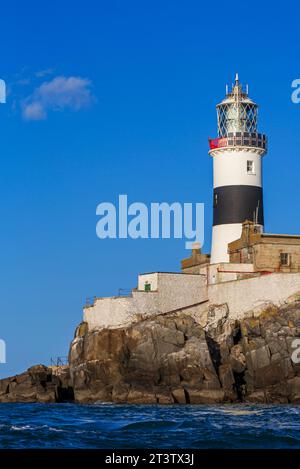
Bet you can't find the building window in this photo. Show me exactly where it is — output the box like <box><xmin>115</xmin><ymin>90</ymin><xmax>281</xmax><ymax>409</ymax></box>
<box><xmin>280</xmin><ymin>253</ymin><xmax>290</xmax><ymax>266</ymax></box>
<box><xmin>214</xmin><ymin>193</ymin><xmax>218</xmax><ymax>208</ymax></box>
<box><xmin>144</xmin><ymin>282</ymin><xmax>151</xmax><ymax>292</ymax></box>
<box><xmin>247</xmin><ymin>160</ymin><xmax>255</xmax><ymax>174</ymax></box>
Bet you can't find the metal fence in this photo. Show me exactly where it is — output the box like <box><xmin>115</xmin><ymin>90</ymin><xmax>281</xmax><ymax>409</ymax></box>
<box><xmin>117</xmin><ymin>288</ymin><xmax>132</xmax><ymax>297</ymax></box>
<box><xmin>85</xmin><ymin>296</ymin><xmax>97</xmax><ymax>307</ymax></box>
<box><xmin>50</xmin><ymin>356</ymin><xmax>68</xmax><ymax>367</ymax></box>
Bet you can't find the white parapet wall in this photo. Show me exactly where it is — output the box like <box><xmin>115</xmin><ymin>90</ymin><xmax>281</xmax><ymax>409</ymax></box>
<box><xmin>83</xmin><ymin>293</ymin><xmax>159</xmax><ymax>330</ymax></box>
<box><xmin>84</xmin><ymin>272</ymin><xmax>208</xmax><ymax>330</ymax></box>
<box><xmin>83</xmin><ymin>270</ymin><xmax>300</xmax><ymax>331</ymax></box>
<box><xmin>200</xmin><ymin>263</ymin><xmax>256</xmax><ymax>285</ymax></box>
<box><xmin>208</xmin><ymin>272</ymin><xmax>300</xmax><ymax>319</ymax></box>
<box><xmin>152</xmin><ymin>273</ymin><xmax>207</xmax><ymax>313</ymax></box>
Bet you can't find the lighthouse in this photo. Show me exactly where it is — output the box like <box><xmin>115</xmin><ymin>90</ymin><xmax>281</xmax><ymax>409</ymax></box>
<box><xmin>209</xmin><ymin>74</ymin><xmax>267</xmax><ymax>264</ymax></box>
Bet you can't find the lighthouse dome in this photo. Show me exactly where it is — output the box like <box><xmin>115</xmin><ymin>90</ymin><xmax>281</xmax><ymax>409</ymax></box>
<box><xmin>216</xmin><ymin>74</ymin><xmax>258</xmax><ymax>137</ymax></box>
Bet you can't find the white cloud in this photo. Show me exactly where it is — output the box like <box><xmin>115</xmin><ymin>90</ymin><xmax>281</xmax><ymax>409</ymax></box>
<box><xmin>22</xmin><ymin>75</ymin><xmax>94</xmax><ymax>120</ymax></box>
<box><xmin>35</xmin><ymin>68</ymin><xmax>53</xmax><ymax>78</ymax></box>
<box><xmin>23</xmin><ymin>102</ymin><xmax>46</xmax><ymax>120</ymax></box>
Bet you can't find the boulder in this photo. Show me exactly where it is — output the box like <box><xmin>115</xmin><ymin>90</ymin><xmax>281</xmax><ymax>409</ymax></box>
<box><xmin>0</xmin><ymin>365</ymin><xmax>71</xmax><ymax>403</ymax></box>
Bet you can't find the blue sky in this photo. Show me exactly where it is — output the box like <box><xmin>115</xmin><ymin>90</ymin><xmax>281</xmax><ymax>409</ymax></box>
<box><xmin>1</xmin><ymin>0</ymin><xmax>300</xmax><ymax>377</ymax></box>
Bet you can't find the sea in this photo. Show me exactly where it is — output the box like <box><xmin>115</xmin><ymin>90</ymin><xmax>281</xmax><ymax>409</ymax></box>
<box><xmin>0</xmin><ymin>403</ymin><xmax>300</xmax><ymax>449</ymax></box>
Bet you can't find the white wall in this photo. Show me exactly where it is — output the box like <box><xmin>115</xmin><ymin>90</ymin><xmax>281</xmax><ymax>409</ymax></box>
<box><xmin>208</xmin><ymin>272</ymin><xmax>300</xmax><ymax>319</ymax></box>
<box><xmin>84</xmin><ymin>273</ymin><xmax>208</xmax><ymax>330</ymax></box>
<box><xmin>138</xmin><ymin>273</ymin><xmax>158</xmax><ymax>291</ymax></box>
<box><xmin>200</xmin><ymin>262</ymin><xmax>255</xmax><ymax>284</ymax></box>
<box><xmin>155</xmin><ymin>273</ymin><xmax>207</xmax><ymax>313</ymax></box>
<box><xmin>83</xmin><ymin>292</ymin><xmax>160</xmax><ymax>330</ymax></box>
<box><xmin>83</xmin><ymin>271</ymin><xmax>300</xmax><ymax>332</ymax></box>
<box><xmin>83</xmin><ymin>296</ymin><xmax>136</xmax><ymax>330</ymax></box>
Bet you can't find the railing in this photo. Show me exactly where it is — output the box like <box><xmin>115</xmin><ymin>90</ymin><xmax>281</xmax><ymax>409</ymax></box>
<box><xmin>117</xmin><ymin>288</ymin><xmax>132</xmax><ymax>297</ymax></box>
<box><xmin>85</xmin><ymin>296</ymin><xmax>97</xmax><ymax>307</ymax></box>
<box><xmin>209</xmin><ymin>132</ymin><xmax>267</xmax><ymax>151</ymax></box>
<box><xmin>84</xmin><ymin>290</ymin><xmax>133</xmax><ymax>306</ymax></box>
<box><xmin>50</xmin><ymin>356</ymin><xmax>68</xmax><ymax>367</ymax></box>
<box><xmin>209</xmin><ymin>137</ymin><xmax>228</xmax><ymax>149</ymax></box>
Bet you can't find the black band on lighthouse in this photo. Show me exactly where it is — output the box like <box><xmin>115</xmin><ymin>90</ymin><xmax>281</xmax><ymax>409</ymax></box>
<box><xmin>213</xmin><ymin>185</ymin><xmax>264</xmax><ymax>226</ymax></box>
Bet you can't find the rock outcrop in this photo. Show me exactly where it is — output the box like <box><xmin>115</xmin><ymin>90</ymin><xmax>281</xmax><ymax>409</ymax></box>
<box><xmin>1</xmin><ymin>299</ymin><xmax>300</xmax><ymax>404</ymax></box>
<box><xmin>0</xmin><ymin>365</ymin><xmax>73</xmax><ymax>403</ymax></box>
<box><xmin>69</xmin><ymin>313</ymin><xmax>225</xmax><ymax>404</ymax></box>
<box><xmin>68</xmin><ymin>299</ymin><xmax>300</xmax><ymax>404</ymax></box>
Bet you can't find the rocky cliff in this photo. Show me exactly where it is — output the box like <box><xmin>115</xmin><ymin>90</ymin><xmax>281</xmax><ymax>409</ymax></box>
<box><xmin>0</xmin><ymin>365</ymin><xmax>73</xmax><ymax>403</ymax></box>
<box><xmin>1</xmin><ymin>299</ymin><xmax>300</xmax><ymax>404</ymax></box>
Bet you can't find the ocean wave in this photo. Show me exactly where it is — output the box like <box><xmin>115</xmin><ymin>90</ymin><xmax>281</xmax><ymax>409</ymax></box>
<box><xmin>220</xmin><ymin>408</ymin><xmax>264</xmax><ymax>416</ymax></box>
<box><xmin>11</xmin><ymin>425</ymin><xmax>33</xmax><ymax>431</ymax></box>
<box><xmin>10</xmin><ymin>424</ymin><xmax>63</xmax><ymax>433</ymax></box>
<box><xmin>1</xmin><ymin>403</ymin><xmax>300</xmax><ymax>448</ymax></box>
<box><xmin>118</xmin><ymin>420</ymin><xmax>179</xmax><ymax>431</ymax></box>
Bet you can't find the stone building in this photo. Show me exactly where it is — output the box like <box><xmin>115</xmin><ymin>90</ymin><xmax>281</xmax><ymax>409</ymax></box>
<box><xmin>180</xmin><ymin>242</ymin><xmax>210</xmax><ymax>274</ymax></box>
<box><xmin>228</xmin><ymin>220</ymin><xmax>300</xmax><ymax>273</ymax></box>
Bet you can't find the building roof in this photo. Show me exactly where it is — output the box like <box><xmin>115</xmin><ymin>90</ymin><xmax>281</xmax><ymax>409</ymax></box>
<box><xmin>261</xmin><ymin>233</ymin><xmax>300</xmax><ymax>239</ymax></box>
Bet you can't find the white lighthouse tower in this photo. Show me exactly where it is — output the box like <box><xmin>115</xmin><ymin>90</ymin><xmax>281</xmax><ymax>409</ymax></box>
<box><xmin>209</xmin><ymin>74</ymin><xmax>267</xmax><ymax>264</ymax></box>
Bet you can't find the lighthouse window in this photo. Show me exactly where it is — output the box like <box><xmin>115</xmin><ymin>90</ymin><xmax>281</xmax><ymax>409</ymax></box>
<box><xmin>247</xmin><ymin>160</ymin><xmax>255</xmax><ymax>174</ymax></box>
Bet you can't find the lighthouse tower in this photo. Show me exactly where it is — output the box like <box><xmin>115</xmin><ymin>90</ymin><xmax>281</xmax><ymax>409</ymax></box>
<box><xmin>209</xmin><ymin>74</ymin><xmax>267</xmax><ymax>264</ymax></box>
